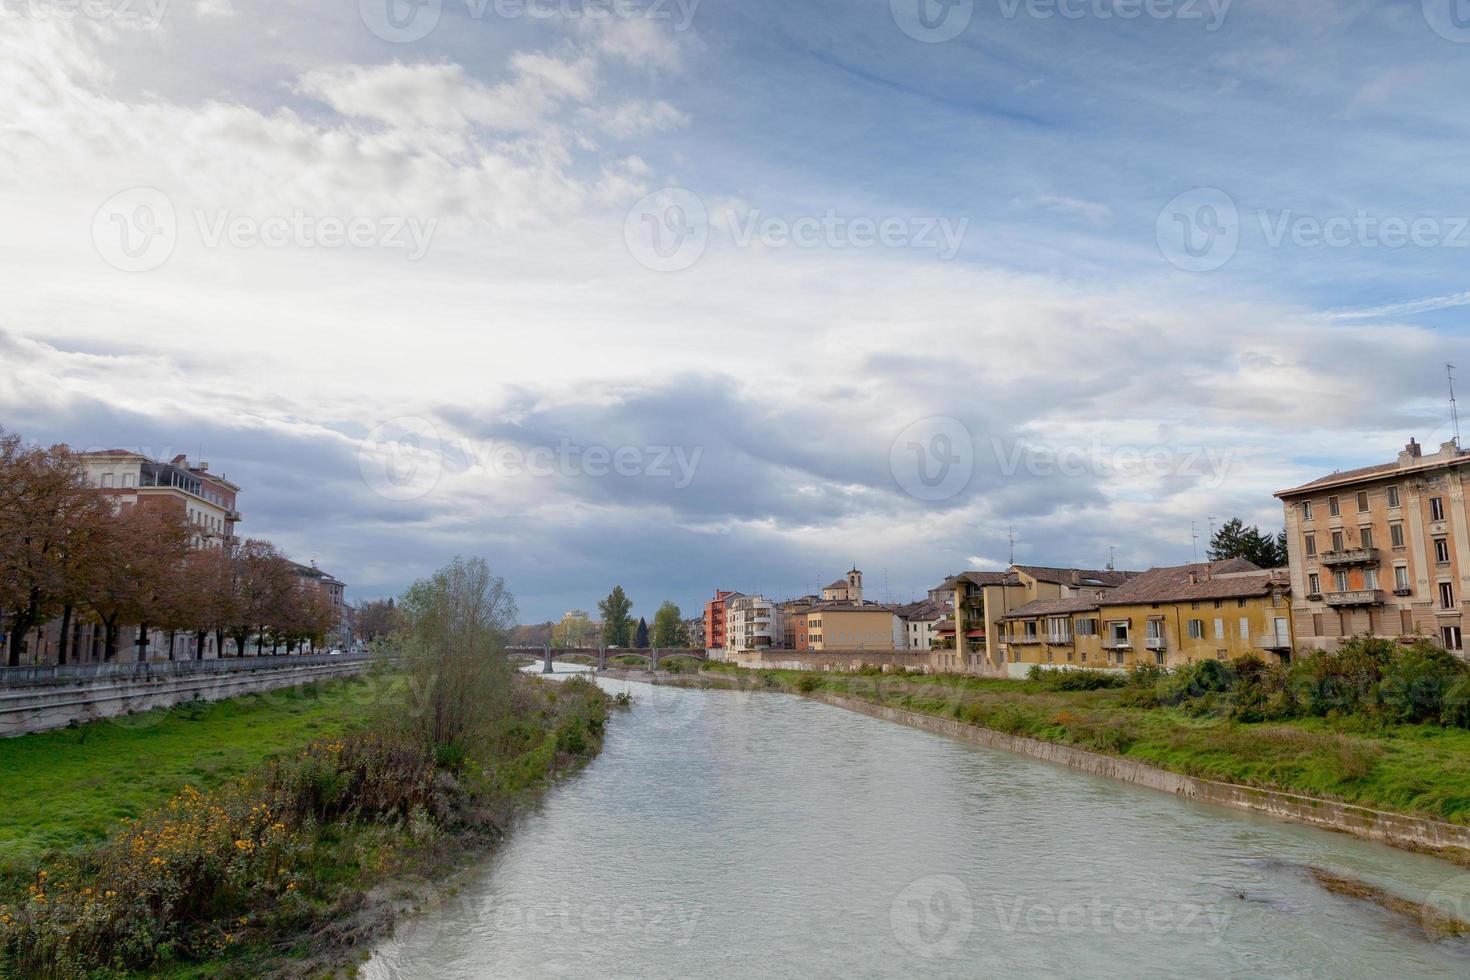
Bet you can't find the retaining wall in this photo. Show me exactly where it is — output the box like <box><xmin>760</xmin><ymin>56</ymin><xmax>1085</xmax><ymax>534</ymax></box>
<box><xmin>1</xmin><ymin>657</ymin><xmax>373</xmax><ymax>737</ymax></box>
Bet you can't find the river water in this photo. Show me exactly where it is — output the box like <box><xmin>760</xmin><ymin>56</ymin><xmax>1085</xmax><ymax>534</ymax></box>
<box><xmin>363</xmin><ymin>671</ymin><xmax>1470</xmax><ymax>978</ymax></box>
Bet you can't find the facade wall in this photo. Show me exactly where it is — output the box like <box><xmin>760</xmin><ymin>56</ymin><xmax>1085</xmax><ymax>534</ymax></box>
<box><xmin>806</xmin><ymin>609</ymin><xmax>900</xmax><ymax>651</ymax></box>
<box><xmin>1280</xmin><ymin>440</ymin><xmax>1470</xmax><ymax>653</ymax></box>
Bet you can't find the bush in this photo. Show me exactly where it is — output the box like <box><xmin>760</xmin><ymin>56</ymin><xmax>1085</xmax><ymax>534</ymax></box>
<box><xmin>796</xmin><ymin>674</ymin><xmax>822</xmax><ymax>693</ymax></box>
<box><xmin>1379</xmin><ymin>641</ymin><xmax>1470</xmax><ymax>725</ymax></box>
<box><xmin>1025</xmin><ymin>666</ymin><xmax>1127</xmax><ymax>691</ymax></box>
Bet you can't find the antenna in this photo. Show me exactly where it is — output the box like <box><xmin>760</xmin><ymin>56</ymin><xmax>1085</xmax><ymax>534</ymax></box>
<box><xmin>1107</xmin><ymin>546</ymin><xmax>1116</xmax><ymax>572</ymax></box>
<box><xmin>1450</xmin><ymin>362</ymin><xmax>1462</xmax><ymax>448</ymax></box>
<box><xmin>1008</xmin><ymin>525</ymin><xmax>1016</xmax><ymax>565</ymax></box>
<box><xmin>1191</xmin><ymin>521</ymin><xmax>1199</xmax><ymax>562</ymax></box>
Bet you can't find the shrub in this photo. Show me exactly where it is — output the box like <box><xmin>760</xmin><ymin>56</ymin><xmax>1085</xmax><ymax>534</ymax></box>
<box><xmin>796</xmin><ymin>675</ymin><xmax>822</xmax><ymax>693</ymax></box>
<box><xmin>1026</xmin><ymin>666</ymin><xmax>1127</xmax><ymax>691</ymax></box>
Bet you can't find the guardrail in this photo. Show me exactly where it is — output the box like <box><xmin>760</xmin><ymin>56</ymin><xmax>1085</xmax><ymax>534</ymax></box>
<box><xmin>0</xmin><ymin>653</ymin><xmax>375</xmax><ymax>688</ymax></box>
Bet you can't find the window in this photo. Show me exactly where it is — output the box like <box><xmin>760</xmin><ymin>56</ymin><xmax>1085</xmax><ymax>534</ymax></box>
<box><xmin>1441</xmin><ymin>581</ymin><xmax>1456</xmax><ymax>609</ymax></box>
<box><xmin>1213</xmin><ymin>600</ymin><xmax>1223</xmax><ymax>609</ymax></box>
<box><xmin>1304</xmin><ymin>534</ymin><xmax>1316</xmax><ymax>557</ymax></box>
<box><xmin>1363</xmin><ymin>568</ymin><xmax>1378</xmax><ymax>590</ymax></box>
<box><xmin>1187</xmin><ymin>619</ymin><xmax>1204</xmax><ymax>639</ymax></box>
<box><xmin>100</xmin><ymin>474</ymin><xmax>113</xmax><ymax>488</ymax></box>
<box><xmin>1237</xmin><ymin>598</ymin><xmax>1247</xmax><ymax>607</ymax></box>
<box><xmin>1076</xmin><ymin>618</ymin><xmax>1098</xmax><ymax>636</ymax></box>
<box><xmin>1357</xmin><ymin>490</ymin><xmax>1369</xmax><ymax>512</ymax></box>
<box><xmin>1360</xmin><ymin>527</ymin><xmax>1374</xmax><ymax>549</ymax></box>
<box><xmin>1329</xmin><ymin>496</ymin><xmax>1340</xmax><ymax>517</ymax></box>
<box><xmin>1390</xmin><ymin>523</ymin><xmax>1404</xmax><ymax>548</ymax></box>
<box><xmin>1239</xmin><ymin>618</ymin><xmax>1249</xmax><ymax>639</ymax></box>
<box><xmin>122</xmin><ymin>474</ymin><xmax>135</xmax><ymax>488</ymax></box>
<box><xmin>1335</xmin><ymin>570</ymin><xmax>1350</xmax><ymax>592</ymax></box>
<box><xmin>1387</xmin><ymin>485</ymin><xmax>1400</xmax><ymax>508</ymax></box>
<box><xmin>1154</xmin><ymin>651</ymin><xmax>1165</xmax><ymax>666</ymax></box>
<box><xmin>1436</xmin><ymin>538</ymin><xmax>1451</xmax><ymax>564</ymax></box>
<box><xmin>1308</xmin><ymin>572</ymin><xmax>1320</xmax><ymax>595</ymax></box>
<box><xmin>1301</xmin><ymin>501</ymin><xmax>1314</xmax><ymax>520</ymax></box>
<box><xmin>1213</xmin><ymin>618</ymin><xmax>1224</xmax><ymax>640</ymax></box>
<box><xmin>1431</xmin><ymin>497</ymin><xmax>1446</xmax><ymax>522</ymax></box>
<box><xmin>1395</xmin><ymin>566</ymin><xmax>1410</xmax><ymax>591</ymax></box>
<box><xmin>1108</xmin><ymin>621</ymin><xmax>1130</xmax><ymax>647</ymax></box>
<box><xmin>1443</xmin><ymin>626</ymin><xmax>1463</xmax><ymax>651</ymax></box>
<box><xmin>1331</xmin><ymin>530</ymin><xmax>1344</xmax><ymax>552</ymax></box>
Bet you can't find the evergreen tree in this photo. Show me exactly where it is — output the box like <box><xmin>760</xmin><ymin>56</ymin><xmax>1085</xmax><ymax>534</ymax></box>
<box><xmin>634</xmin><ymin>616</ymin><xmax>650</xmax><ymax>649</ymax></box>
<box><xmin>1208</xmin><ymin>517</ymin><xmax>1288</xmax><ymax>568</ymax></box>
<box><xmin>598</xmin><ymin>586</ymin><xmax>633</xmax><ymax>647</ymax></box>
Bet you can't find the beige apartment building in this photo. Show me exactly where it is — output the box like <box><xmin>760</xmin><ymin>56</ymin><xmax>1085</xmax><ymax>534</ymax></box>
<box><xmin>1277</xmin><ymin>437</ymin><xmax>1470</xmax><ymax>653</ymax></box>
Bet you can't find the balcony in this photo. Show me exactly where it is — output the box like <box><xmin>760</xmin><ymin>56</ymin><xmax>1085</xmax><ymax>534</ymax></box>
<box><xmin>1393</xmin><ymin>587</ymin><xmax>1413</xmax><ymax>597</ymax></box>
<box><xmin>1103</xmin><ymin>638</ymin><xmax>1133</xmax><ymax>650</ymax></box>
<box><xmin>1324</xmin><ymin>589</ymin><xmax>1384</xmax><ymax>607</ymax></box>
<box><xmin>1044</xmin><ymin>632</ymin><xmax>1073</xmax><ymax>644</ymax></box>
<box><xmin>1144</xmin><ymin>635</ymin><xmax>1167</xmax><ymax>651</ymax></box>
<box><xmin>1319</xmin><ymin>547</ymin><xmax>1380</xmax><ymax>567</ymax></box>
<box><xmin>960</xmin><ymin>594</ymin><xmax>985</xmax><ymax>611</ymax></box>
<box><xmin>1255</xmin><ymin>634</ymin><xmax>1292</xmax><ymax>651</ymax></box>
<box><xmin>1010</xmin><ymin>634</ymin><xmax>1042</xmax><ymax>645</ymax></box>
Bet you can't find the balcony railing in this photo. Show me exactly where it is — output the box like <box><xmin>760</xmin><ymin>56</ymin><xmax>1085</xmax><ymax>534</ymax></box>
<box><xmin>1010</xmin><ymin>634</ymin><xmax>1042</xmax><ymax>644</ymax></box>
<box><xmin>1103</xmin><ymin>638</ymin><xmax>1132</xmax><ymax>650</ymax></box>
<box><xmin>1320</xmin><ymin>547</ymin><xmax>1380</xmax><ymax>567</ymax></box>
<box><xmin>1144</xmin><ymin>635</ymin><xmax>1167</xmax><ymax>650</ymax></box>
<box><xmin>1324</xmin><ymin>589</ymin><xmax>1385</xmax><ymax>607</ymax></box>
<box><xmin>1044</xmin><ymin>632</ymin><xmax>1073</xmax><ymax>644</ymax></box>
<box><xmin>1255</xmin><ymin>634</ymin><xmax>1292</xmax><ymax>650</ymax></box>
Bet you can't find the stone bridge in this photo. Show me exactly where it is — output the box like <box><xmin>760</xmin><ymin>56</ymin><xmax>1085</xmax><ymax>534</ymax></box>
<box><xmin>508</xmin><ymin>645</ymin><xmax>707</xmax><ymax>673</ymax></box>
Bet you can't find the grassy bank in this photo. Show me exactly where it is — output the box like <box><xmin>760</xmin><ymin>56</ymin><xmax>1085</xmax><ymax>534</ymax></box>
<box><xmin>702</xmin><ymin>662</ymin><xmax>1470</xmax><ymax>826</ymax></box>
<box><xmin>0</xmin><ymin>668</ymin><xmax>613</xmax><ymax>977</ymax></box>
<box><xmin>0</xmin><ymin>676</ymin><xmax>383</xmax><ymax>877</ymax></box>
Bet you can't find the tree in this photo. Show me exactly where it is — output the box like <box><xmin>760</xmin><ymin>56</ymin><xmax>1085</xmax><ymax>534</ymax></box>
<box><xmin>633</xmin><ymin>616</ymin><xmax>649</xmax><ymax>649</ymax></box>
<box><xmin>0</xmin><ymin>433</ymin><xmax>111</xmax><ymax>665</ymax></box>
<box><xmin>598</xmin><ymin>586</ymin><xmax>633</xmax><ymax>648</ymax></box>
<box><xmin>551</xmin><ymin>611</ymin><xmax>596</xmax><ymax>649</ymax></box>
<box><xmin>397</xmin><ymin>556</ymin><xmax>517</xmax><ymax>748</ymax></box>
<box><xmin>1208</xmin><ymin>518</ymin><xmax>1287</xmax><ymax>568</ymax></box>
<box><xmin>651</xmin><ymin>601</ymin><xmax>687</xmax><ymax>648</ymax></box>
<box><xmin>79</xmin><ymin>503</ymin><xmax>192</xmax><ymax>662</ymax></box>
<box><xmin>355</xmin><ymin>598</ymin><xmax>400</xmax><ymax>643</ymax></box>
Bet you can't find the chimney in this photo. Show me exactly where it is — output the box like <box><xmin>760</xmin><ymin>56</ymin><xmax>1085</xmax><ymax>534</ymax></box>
<box><xmin>171</xmin><ymin>453</ymin><xmax>188</xmax><ymax>466</ymax></box>
<box><xmin>1398</xmin><ymin>438</ymin><xmax>1422</xmax><ymax>466</ymax></box>
<box><xmin>1069</xmin><ymin>569</ymin><xmax>1080</xmax><ymax>586</ymax></box>
<box><xmin>1188</xmin><ymin>570</ymin><xmax>1198</xmax><ymax>585</ymax></box>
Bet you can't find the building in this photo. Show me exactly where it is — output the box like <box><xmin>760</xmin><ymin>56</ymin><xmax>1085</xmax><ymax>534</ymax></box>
<box><xmin>999</xmin><ymin>560</ymin><xmax>1293</xmax><ymax>677</ymax></box>
<box><xmin>895</xmin><ymin>599</ymin><xmax>947</xmax><ymax>651</ymax></box>
<box><xmin>803</xmin><ymin>603</ymin><xmax>902</xmax><ymax>651</ymax></box>
<box><xmin>288</xmin><ymin>560</ymin><xmax>349</xmax><ymax>647</ymax></box>
<box><xmin>779</xmin><ymin>596</ymin><xmax>818</xmax><ymax>649</ymax></box>
<box><xmin>78</xmin><ymin>451</ymin><xmax>241</xmax><ymax>549</ymax></box>
<box><xmin>726</xmin><ymin>594</ymin><xmax>781</xmax><ymax>653</ymax></box>
<box><xmin>703</xmin><ymin>590</ymin><xmax>741</xmax><ymax>651</ymax></box>
<box><xmin>821</xmin><ymin>568</ymin><xmax>864</xmax><ymax>603</ymax></box>
<box><xmin>950</xmin><ymin>566</ymin><xmax>1139</xmax><ymax>675</ymax></box>
<box><xmin>1276</xmin><ymin>437</ymin><xmax>1470</xmax><ymax>654</ymax></box>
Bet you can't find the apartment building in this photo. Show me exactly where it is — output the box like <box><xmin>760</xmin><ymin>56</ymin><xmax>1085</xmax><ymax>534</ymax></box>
<box><xmin>894</xmin><ymin>599</ymin><xmax>947</xmax><ymax>651</ymax></box>
<box><xmin>1276</xmin><ymin>438</ymin><xmax>1470</xmax><ymax>653</ymax></box>
<box><xmin>727</xmin><ymin>594</ymin><xmax>780</xmax><ymax>653</ymax></box>
<box><xmin>804</xmin><ymin>604</ymin><xmax>902</xmax><ymax>651</ymax></box>
<box><xmin>950</xmin><ymin>565</ymin><xmax>1138</xmax><ymax>675</ymax></box>
<box><xmin>703</xmin><ymin>589</ymin><xmax>741</xmax><ymax>651</ymax></box>
<box><xmin>1000</xmin><ymin>560</ymin><xmax>1292</xmax><ymax>676</ymax></box>
<box><xmin>289</xmin><ymin>560</ymin><xmax>349</xmax><ymax>645</ymax></box>
<box><xmin>78</xmin><ymin>451</ymin><xmax>241</xmax><ymax>549</ymax></box>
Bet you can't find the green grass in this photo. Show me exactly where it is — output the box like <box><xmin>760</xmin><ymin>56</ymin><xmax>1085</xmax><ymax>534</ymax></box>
<box><xmin>0</xmin><ymin>677</ymin><xmax>382</xmax><ymax>874</ymax></box>
<box><xmin>703</xmin><ymin>666</ymin><xmax>1470</xmax><ymax>826</ymax></box>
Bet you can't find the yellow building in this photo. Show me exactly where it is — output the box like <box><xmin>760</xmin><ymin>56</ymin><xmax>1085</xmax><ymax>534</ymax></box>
<box><xmin>1000</xmin><ymin>559</ymin><xmax>1294</xmax><ymax>676</ymax></box>
<box><xmin>805</xmin><ymin>605</ymin><xmax>902</xmax><ymax>651</ymax></box>
<box><xmin>949</xmin><ymin>565</ymin><xmax>1137</xmax><ymax>675</ymax></box>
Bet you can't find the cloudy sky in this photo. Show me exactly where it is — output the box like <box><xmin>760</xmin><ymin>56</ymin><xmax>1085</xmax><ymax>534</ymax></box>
<box><xmin>4</xmin><ymin>0</ymin><xmax>1470</xmax><ymax>622</ymax></box>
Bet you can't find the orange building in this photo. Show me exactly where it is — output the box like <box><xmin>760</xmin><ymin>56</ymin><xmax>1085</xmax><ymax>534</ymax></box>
<box><xmin>703</xmin><ymin>590</ymin><xmax>740</xmax><ymax>650</ymax></box>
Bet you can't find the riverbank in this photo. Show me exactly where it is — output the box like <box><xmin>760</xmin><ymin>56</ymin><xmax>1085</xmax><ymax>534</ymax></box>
<box><xmin>628</xmin><ymin>664</ymin><xmax>1470</xmax><ymax>864</ymax></box>
<box><xmin>0</xmin><ymin>671</ymin><xmax>615</xmax><ymax>977</ymax></box>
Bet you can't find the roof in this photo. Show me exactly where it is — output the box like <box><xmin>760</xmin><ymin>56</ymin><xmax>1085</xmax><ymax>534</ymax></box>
<box><xmin>824</xmin><ymin>579</ymin><xmax>850</xmax><ymax>590</ymax></box>
<box><xmin>1097</xmin><ymin>559</ymin><xmax>1282</xmax><ymax>605</ymax></box>
<box><xmin>946</xmin><ymin>570</ymin><xmax>1017</xmax><ymax>589</ymax></box>
<box><xmin>1002</xmin><ymin>597</ymin><xmax>1102</xmax><ymax>620</ymax></box>
<box><xmin>808</xmin><ymin>602</ymin><xmax>895</xmax><ymax>614</ymax></box>
<box><xmin>894</xmin><ymin>599</ymin><xmax>947</xmax><ymax>621</ymax></box>
<box><xmin>1275</xmin><ymin>440</ymin><xmax>1469</xmax><ymax>498</ymax></box>
<box><xmin>1012</xmin><ymin>565</ymin><xmax>1138</xmax><ymax>588</ymax></box>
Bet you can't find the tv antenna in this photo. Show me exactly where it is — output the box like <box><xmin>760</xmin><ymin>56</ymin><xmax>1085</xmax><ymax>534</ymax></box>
<box><xmin>1008</xmin><ymin>525</ymin><xmax>1016</xmax><ymax>565</ymax></box>
<box><xmin>1450</xmin><ymin>362</ymin><xmax>1462</xmax><ymax>448</ymax></box>
<box><xmin>1191</xmin><ymin>521</ymin><xmax>1199</xmax><ymax>562</ymax></box>
<box><xmin>1107</xmin><ymin>546</ymin><xmax>1116</xmax><ymax>572</ymax></box>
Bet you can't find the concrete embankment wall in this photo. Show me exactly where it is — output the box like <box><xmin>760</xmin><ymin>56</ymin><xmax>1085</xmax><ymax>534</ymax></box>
<box><xmin>1</xmin><ymin>660</ymin><xmax>371</xmax><ymax>737</ymax></box>
<box><xmin>811</xmin><ymin>691</ymin><xmax>1470</xmax><ymax>861</ymax></box>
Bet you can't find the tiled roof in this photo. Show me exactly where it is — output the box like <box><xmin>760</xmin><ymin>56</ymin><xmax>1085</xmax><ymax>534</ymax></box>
<box><xmin>1012</xmin><ymin>565</ymin><xmax>1138</xmax><ymax>587</ymax></box>
<box><xmin>824</xmin><ymin>579</ymin><xmax>849</xmax><ymax>590</ymax></box>
<box><xmin>894</xmin><ymin>599</ymin><xmax>947</xmax><ymax>621</ymax></box>
<box><xmin>946</xmin><ymin>570</ymin><xmax>1017</xmax><ymax>589</ymax></box>
<box><xmin>1096</xmin><ymin>560</ymin><xmax>1283</xmax><ymax>605</ymax></box>
<box><xmin>1002</xmin><ymin>597</ymin><xmax>1102</xmax><ymax>620</ymax></box>
<box><xmin>1275</xmin><ymin>460</ymin><xmax>1401</xmax><ymax>496</ymax></box>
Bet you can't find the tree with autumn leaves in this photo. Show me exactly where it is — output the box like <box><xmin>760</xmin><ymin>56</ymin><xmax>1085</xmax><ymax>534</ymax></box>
<box><xmin>0</xmin><ymin>427</ymin><xmax>340</xmax><ymax>665</ymax></box>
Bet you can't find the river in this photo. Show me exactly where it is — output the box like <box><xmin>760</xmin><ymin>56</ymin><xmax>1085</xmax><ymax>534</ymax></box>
<box><xmin>362</xmin><ymin>670</ymin><xmax>1470</xmax><ymax>978</ymax></box>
